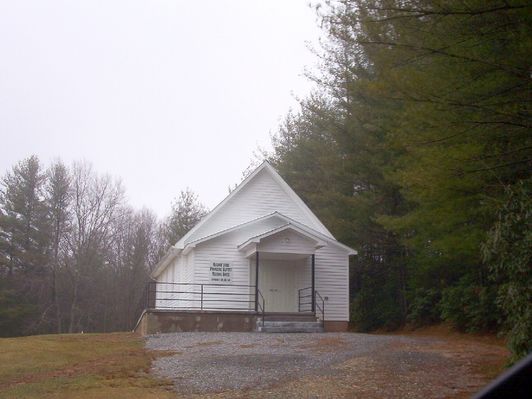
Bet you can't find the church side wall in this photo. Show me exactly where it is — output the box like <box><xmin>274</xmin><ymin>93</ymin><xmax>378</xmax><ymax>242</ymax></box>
<box><xmin>155</xmin><ymin>252</ymin><xmax>196</xmax><ymax>309</ymax></box>
<box><xmin>315</xmin><ymin>245</ymin><xmax>350</xmax><ymax>322</ymax></box>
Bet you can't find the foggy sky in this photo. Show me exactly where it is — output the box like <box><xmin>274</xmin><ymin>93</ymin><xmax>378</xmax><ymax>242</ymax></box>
<box><xmin>0</xmin><ymin>0</ymin><xmax>322</xmax><ymax>217</ymax></box>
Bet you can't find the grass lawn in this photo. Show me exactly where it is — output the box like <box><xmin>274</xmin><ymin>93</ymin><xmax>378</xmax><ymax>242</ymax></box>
<box><xmin>0</xmin><ymin>333</ymin><xmax>174</xmax><ymax>399</ymax></box>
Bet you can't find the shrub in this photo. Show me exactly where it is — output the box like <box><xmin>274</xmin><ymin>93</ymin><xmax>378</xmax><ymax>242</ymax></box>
<box><xmin>440</xmin><ymin>277</ymin><xmax>498</xmax><ymax>333</ymax></box>
<box><xmin>351</xmin><ymin>285</ymin><xmax>404</xmax><ymax>332</ymax></box>
<box><xmin>482</xmin><ymin>179</ymin><xmax>532</xmax><ymax>362</ymax></box>
<box><xmin>407</xmin><ymin>288</ymin><xmax>441</xmax><ymax>327</ymax></box>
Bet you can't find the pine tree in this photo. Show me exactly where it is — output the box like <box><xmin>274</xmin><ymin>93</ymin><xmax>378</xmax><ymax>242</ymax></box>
<box><xmin>45</xmin><ymin>161</ymin><xmax>71</xmax><ymax>332</ymax></box>
<box><xmin>0</xmin><ymin>155</ymin><xmax>49</xmax><ymax>334</ymax></box>
<box><xmin>164</xmin><ymin>189</ymin><xmax>207</xmax><ymax>246</ymax></box>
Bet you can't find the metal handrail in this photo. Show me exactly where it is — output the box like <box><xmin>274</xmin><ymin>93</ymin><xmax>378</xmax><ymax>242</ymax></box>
<box><xmin>146</xmin><ymin>281</ymin><xmax>322</xmax><ymax>327</ymax></box>
<box><xmin>315</xmin><ymin>290</ymin><xmax>325</xmax><ymax>327</ymax></box>
<box><xmin>149</xmin><ymin>281</ymin><xmax>254</xmax><ymax>287</ymax></box>
<box><xmin>299</xmin><ymin>287</ymin><xmax>326</xmax><ymax>327</ymax></box>
<box><xmin>256</xmin><ymin>289</ymin><xmax>266</xmax><ymax>327</ymax></box>
<box><xmin>146</xmin><ymin>281</ymin><xmax>259</xmax><ymax>312</ymax></box>
<box><xmin>298</xmin><ymin>286</ymin><xmax>315</xmax><ymax>313</ymax></box>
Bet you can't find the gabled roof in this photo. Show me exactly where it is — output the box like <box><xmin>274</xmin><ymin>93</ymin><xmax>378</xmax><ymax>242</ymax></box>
<box><xmin>174</xmin><ymin>161</ymin><xmax>334</xmax><ymax>249</ymax></box>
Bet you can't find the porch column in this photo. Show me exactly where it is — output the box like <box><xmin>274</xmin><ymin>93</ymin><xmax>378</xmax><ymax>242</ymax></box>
<box><xmin>255</xmin><ymin>251</ymin><xmax>259</xmax><ymax>312</ymax></box>
<box><xmin>311</xmin><ymin>254</ymin><xmax>315</xmax><ymax>313</ymax></box>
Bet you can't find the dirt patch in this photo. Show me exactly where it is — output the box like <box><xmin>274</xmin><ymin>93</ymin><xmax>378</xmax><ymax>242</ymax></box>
<box><xmin>191</xmin><ymin>340</ymin><xmax>224</xmax><ymax>348</ymax></box>
<box><xmin>389</xmin><ymin>324</ymin><xmax>506</xmax><ymax>347</ymax></box>
<box><xmin>239</xmin><ymin>343</ymin><xmax>257</xmax><ymax>348</ymax></box>
<box><xmin>297</xmin><ymin>335</ymin><xmax>348</xmax><ymax>352</ymax></box>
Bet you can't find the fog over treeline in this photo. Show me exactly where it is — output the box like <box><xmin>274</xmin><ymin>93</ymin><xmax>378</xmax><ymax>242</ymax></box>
<box><xmin>0</xmin><ymin>156</ymin><xmax>206</xmax><ymax>334</ymax></box>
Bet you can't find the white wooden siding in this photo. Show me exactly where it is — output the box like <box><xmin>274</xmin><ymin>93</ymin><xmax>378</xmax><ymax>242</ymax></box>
<box><xmin>193</xmin><ymin>232</ymin><xmax>254</xmax><ymax>311</ymax></box>
<box><xmin>258</xmin><ymin>229</ymin><xmax>317</xmax><ymax>255</ymax></box>
<box><xmin>295</xmin><ymin>257</ymin><xmax>312</xmax><ymax>306</ymax></box>
<box><xmin>156</xmin><ymin>251</ymin><xmax>196</xmax><ymax>309</ymax></box>
<box><xmin>185</xmin><ymin>169</ymin><xmax>328</xmax><ymax>243</ymax></box>
<box><xmin>156</xmin><ymin>265</ymin><xmax>173</xmax><ymax>308</ymax></box>
<box><xmin>315</xmin><ymin>245</ymin><xmax>350</xmax><ymax>321</ymax></box>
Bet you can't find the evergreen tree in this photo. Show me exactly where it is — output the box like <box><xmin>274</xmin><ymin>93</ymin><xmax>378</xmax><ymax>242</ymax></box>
<box><xmin>482</xmin><ymin>179</ymin><xmax>532</xmax><ymax>362</ymax></box>
<box><xmin>0</xmin><ymin>155</ymin><xmax>49</xmax><ymax>275</ymax></box>
<box><xmin>0</xmin><ymin>155</ymin><xmax>49</xmax><ymax>335</ymax></box>
<box><xmin>353</xmin><ymin>0</ymin><xmax>531</xmax><ymax>330</ymax></box>
<box><xmin>45</xmin><ymin>161</ymin><xmax>71</xmax><ymax>332</ymax></box>
<box><xmin>270</xmin><ymin>0</ymin><xmax>531</xmax><ymax>359</ymax></box>
<box><xmin>164</xmin><ymin>189</ymin><xmax>207</xmax><ymax>246</ymax></box>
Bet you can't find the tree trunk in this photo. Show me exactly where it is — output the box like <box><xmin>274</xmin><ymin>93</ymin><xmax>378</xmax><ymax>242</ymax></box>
<box><xmin>68</xmin><ymin>283</ymin><xmax>78</xmax><ymax>333</ymax></box>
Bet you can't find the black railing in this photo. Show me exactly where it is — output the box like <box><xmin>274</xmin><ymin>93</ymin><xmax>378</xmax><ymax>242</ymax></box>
<box><xmin>298</xmin><ymin>287</ymin><xmax>314</xmax><ymax>312</ymax></box>
<box><xmin>315</xmin><ymin>290</ymin><xmax>325</xmax><ymax>328</ymax></box>
<box><xmin>146</xmin><ymin>282</ymin><xmax>324</xmax><ymax>327</ymax></box>
<box><xmin>256</xmin><ymin>289</ymin><xmax>266</xmax><ymax>327</ymax></box>
<box><xmin>146</xmin><ymin>281</ymin><xmax>258</xmax><ymax>312</ymax></box>
<box><xmin>298</xmin><ymin>286</ymin><xmax>326</xmax><ymax>326</ymax></box>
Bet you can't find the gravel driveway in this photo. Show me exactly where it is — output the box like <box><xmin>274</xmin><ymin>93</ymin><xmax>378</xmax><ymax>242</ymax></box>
<box><xmin>145</xmin><ymin>332</ymin><xmax>495</xmax><ymax>398</ymax></box>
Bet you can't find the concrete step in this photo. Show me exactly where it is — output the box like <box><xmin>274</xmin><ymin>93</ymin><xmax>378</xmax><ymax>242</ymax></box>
<box><xmin>261</xmin><ymin>313</ymin><xmax>317</xmax><ymax>322</ymax></box>
<box><xmin>260</xmin><ymin>321</ymin><xmax>318</xmax><ymax>327</ymax></box>
<box><xmin>258</xmin><ymin>326</ymin><xmax>324</xmax><ymax>333</ymax></box>
<box><xmin>256</xmin><ymin>320</ymin><xmax>324</xmax><ymax>333</ymax></box>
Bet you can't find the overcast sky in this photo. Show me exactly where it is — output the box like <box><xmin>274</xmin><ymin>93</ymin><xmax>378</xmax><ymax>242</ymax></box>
<box><xmin>0</xmin><ymin>0</ymin><xmax>322</xmax><ymax>217</ymax></box>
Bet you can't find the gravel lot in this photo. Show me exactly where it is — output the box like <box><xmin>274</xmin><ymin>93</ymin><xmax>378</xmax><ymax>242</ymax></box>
<box><xmin>145</xmin><ymin>332</ymin><xmax>482</xmax><ymax>397</ymax></box>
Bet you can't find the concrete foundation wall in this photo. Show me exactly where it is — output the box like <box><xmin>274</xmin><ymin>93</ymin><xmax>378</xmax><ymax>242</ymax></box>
<box><xmin>135</xmin><ymin>310</ymin><xmax>257</xmax><ymax>335</ymax></box>
<box><xmin>323</xmin><ymin>321</ymin><xmax>349</xmax><ymax>332</ymax></box>
<box><xmin>135</xmin><ymin>310</ymin><xmax>349</xmax><ymax>335</ymax></box>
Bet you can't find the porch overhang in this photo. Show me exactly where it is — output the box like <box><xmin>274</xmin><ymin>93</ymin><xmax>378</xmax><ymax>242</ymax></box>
<box><xmin>237</xmin><ymin>223</ymin><xmax>326</xmax><ymax>258</ymax></box>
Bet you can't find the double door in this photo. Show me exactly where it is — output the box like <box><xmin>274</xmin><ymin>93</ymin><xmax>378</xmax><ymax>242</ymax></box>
<box><xmin>259</xmin><ymin>261</ymin><xmax>296</xmax><ymax>312</ymax></box>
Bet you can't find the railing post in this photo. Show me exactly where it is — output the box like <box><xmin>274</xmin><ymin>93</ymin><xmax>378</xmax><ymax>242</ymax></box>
<box><xmin>255</xmin><ymin>251</ymin><xmax>259</xmax><ymax>312</ymax></box>
<box><xmin>145</xmin><ymin>283</ymin><xmax>148</xmax><ymax>309</ymax></box>
<box><xmin>322</xmin><ymin>296</ymin><xmax>325</xmax><ymax>328</ymax></box>
<box><xmin>311</xmin><ymin>254</ymin><xmax>315</xmax><ymax>313</ymax></box>
<box><xmin>200</xmin><ymin>284</ymin><xmax>204</xmax><ymax>311</ymax></box>
<box><xmin>148</xmin><ymin>281</ymin><xmax>154</xmax><ymax>309</ymax></box>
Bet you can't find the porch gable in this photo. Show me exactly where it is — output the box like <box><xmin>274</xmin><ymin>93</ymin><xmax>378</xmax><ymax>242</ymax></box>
<box><xmin>238</xmin><ymin>223</ymin><xmax>326</xmax><ymax>258</ymax></box>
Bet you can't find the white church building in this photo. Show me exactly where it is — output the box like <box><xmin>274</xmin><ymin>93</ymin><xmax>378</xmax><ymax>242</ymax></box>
<box><xmin>136</xmin><ymin>161</ymin><xmax>356</xmax><ymax>334</ymax></box>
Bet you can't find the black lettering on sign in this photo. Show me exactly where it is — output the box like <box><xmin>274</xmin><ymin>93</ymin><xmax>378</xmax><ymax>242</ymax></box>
<box><xmin>210</xmin><ymin>262</ymin><xmax>232</xmax><ymax>282</ymax></box>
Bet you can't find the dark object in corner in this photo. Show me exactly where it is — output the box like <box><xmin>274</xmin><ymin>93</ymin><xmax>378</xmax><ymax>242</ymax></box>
<box><xmin>472</xmin><ymin>353</ymin><xmax>532</xmax><ymax>398</ymax></box>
